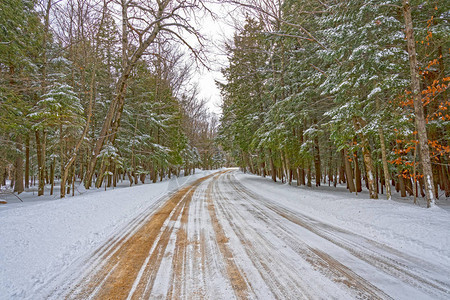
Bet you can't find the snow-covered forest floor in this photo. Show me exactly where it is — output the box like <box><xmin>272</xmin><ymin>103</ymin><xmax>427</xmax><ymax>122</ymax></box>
<box><xmin>0</xmin><ymin>171</ymin><xmax>206</xmax><ymax>206</ymax></box>
<box><xmin>1</xmin><ymin>169</ymin><xmax>449</xmax><ymax>299</ymax></box>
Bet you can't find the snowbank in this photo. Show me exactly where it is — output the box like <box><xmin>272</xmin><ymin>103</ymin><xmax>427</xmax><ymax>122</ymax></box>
<box><xmin>0</xmin><ymin>170</ymin><xmax>215</xmax><ymax>300</ymax></box>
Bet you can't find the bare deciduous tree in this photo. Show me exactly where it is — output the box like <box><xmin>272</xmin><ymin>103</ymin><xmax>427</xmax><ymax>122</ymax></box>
<box><xmin>84</xmin><ymin>0</ymin><xmax>207</xmax><ymax>188</ymax></box>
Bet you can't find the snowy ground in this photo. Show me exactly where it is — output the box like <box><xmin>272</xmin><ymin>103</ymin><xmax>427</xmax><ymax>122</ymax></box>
<box><xmin>1</xmin><ymin>169</ymin><xmax>449</xmax><ymax>299</ymax></box>
<box><xmin>0</xmin><ymin>170</ymin><xmax>216</xmax><ymax>299</ymax></box>
<box><xmin>0</xmin><ymin>172</ymin><xmax>197</xmax><ymax>206</ymax></box>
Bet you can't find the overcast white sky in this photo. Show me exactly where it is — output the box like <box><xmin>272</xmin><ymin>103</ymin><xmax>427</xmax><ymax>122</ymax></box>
<box><xmin>192</xmin><ymin>2</ymin><xmax>241</xmax><ymax>115</ymax></box>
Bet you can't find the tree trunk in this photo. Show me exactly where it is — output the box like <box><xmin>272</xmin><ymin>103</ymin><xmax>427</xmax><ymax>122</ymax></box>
<box><xmin>50</xmin><ymin>157</ymin><xmax>55</xmax><ymax>195</ymax></box>
<box><xmin>376</xmin><ymin>107</ymin><xmax>392</xmax><ymax>199</ymax></box>
<box><xmin>353</xmin><ymin>147</ymin><xmax>362</xmax><ymax>192</ymax></box>
<box><xmin>84</xmin><ymin>3</ymin><xmax>165</xmax><ymax>188</ymax></box>
<box><xmin>403</xmin><ymin>0</ymin><xmax>435</xmax><ymax>207</ymax></box>
<box><xmin>280</xmin><ymin>151</ymin><xmax>286</xmax><ymax>183</ymax></box>
<box><xmin>328</xmin><ymin>149</ymin><xmax>333</xmax><ymax>187</ymax></box>
<box><xmin>353</xmin><ymin>117</ymin><xmax>378</xmax><ymax>199</ymax></box>
<box><xmin>113</xmin><ymin>165</ymin><xmax>118</xmax><ymax>187</ymax></box>
<box><xmin>406</xmin><ymin>174</ymin><xmax>413</xmax><ymax>196</ymax></box>
<box><xmin>25</xmin><ymin>135</ymin><xmax>30</xmax><ymax>189</ymax></box>
<box><xmin>134</xmin><ymin>170</ymin><xmax>139</xmax><ymax>185</ymax></box>
<box><xmin>298</xmin><ymin>126</ymin><xmax>305</xmax><ymax>185</ymax></box>
<box><xmin>108</xmin><ymin>162</ymin><xmax>113</xmax><ymax>187</ymax></box>
<box><xmin>14</xmin><ymin>138</ymin><xmax>24</xmax><ymax>194</ymax></box>
<box><xmin>339</xmin><ymin>162</ymin><xmax>345</xmax><ymax>184</ymax></box>
<box><xmin>343</xmin><ymin>148</ymin><xmax>356</xmax><ymax>193</ymax></box>
<box><xmin>35</xmin><ymin>130</ymin><xmax>46</xmax><ymax>196</ymax></box>
<box><xmin>96</xmin><ymin>162</ymin><xmax>106</xmax><ymax>189</ymax></box>
<box><xmin>419</xmin><ymin>176</ymin><xmax>425</xmax><ymax>197</ymax></box>
<box><xmin>398</xmin><ymin>172</ymin><xmax>407</xmax><ymax>197</ymax></box>
<box><xmin>261</xmin><ymin>160</ymin><xmax>266</xmax><ymax>178</ymax></box>
<box><xmin>152</xmin><ymin>166</ymin><xmax>157</xmax><ymax>183</ymax></box>
<box><xmin>66</xmin><ymin>165</ymin><xmax>72</xmax><ymax>195</ymax></box>
<box><xmin>60</xmin><ymin>122</ymin><xmax>66</xmax><ymax>198</ymax></box>
<box><xmin>307</xmin><ymin>163</ymin><xmax>312</xmax><ymax>187</ymax></box>
<box><xmin>248</xmin><ymin>152</ymin><xmax>255</xmax><ymax>174</ymax></box>
<box><xmin>361</xmin><ymin>143</ymin><xmax>378</xmax><ymax>199</ymax></box>
<box><xmin>333</xmin><ymin>167</ymin><xmax>338</xmax><ymax>187</ymax></box>
<box><xmin>127</xmin><ymin>171</ymin><xmax>134</xmax><ymax>186</ymax></box>
<box><xmin>79</xmin><ymin>153</ymin><xmax>84</xmax><ymax>183</ymax></box>
<box><xmin>268</xmin><ymin>149</ymin><xmax>276</xmax><ymax>182</ymax></box>
<box><xmin>432</xmin><ymin>164</ymin><xmax>439</xmax><ymax>199</ymax></box>
<box><xmin>72</xmin><ymin>164</ymin><xmax>76</xmax><ymax>196</ymax></box>
<box><xmin>313</xmin><ymin>129</ymin><xmax>321</xmax><ymax>187</ymax></box>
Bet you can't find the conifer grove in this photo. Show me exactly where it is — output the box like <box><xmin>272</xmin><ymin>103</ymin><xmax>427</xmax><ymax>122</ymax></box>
<box><xmin>0</xmin><ymin>0</ymin><xmax>449</xmax><ymax>208</ymax></box>
<box><xmin>218</xmin><ymin>0</ymin><xmax>449</xmax><ymax>207</ymax></box>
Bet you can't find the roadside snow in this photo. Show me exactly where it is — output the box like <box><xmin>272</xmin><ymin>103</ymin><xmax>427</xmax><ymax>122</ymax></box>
<box><xmin>0</xmin><ymin>170</ymin><xmax>215</xmax><ymax>300</ymax></box>
<box><xmin>235</xmin><ymin>172</ymin><xmax>450</xmax><ymax>267</ymax></box>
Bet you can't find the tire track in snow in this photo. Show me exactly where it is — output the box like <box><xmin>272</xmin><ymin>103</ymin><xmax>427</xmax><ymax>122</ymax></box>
<box><xmin>212</xmin><ymin>173</ymin><xmax>388</xmax><ymax>299</ymax></box>
<box><xmin>130</xmin><ymin>190</ymin><xmax>192</xmax><ymax>299</ymax></box>
<box><xmin>55</xmin><ymin>170</ymin><xmax>251</xmax><ymax>300</ymax></box>
<box><xmin>44</xmin><ymin>169</ymin><xmax>448</xmax><ymax>299</ymax></box>
<box><xmin>211</xmin><ymin>181</ymin><xmax>313</xmax><ymax>299</ymax></box>
<box><xmin>229</xmin><ymin>172</ymin><xmax>450</xmax><ymax>299</ymax></box>
<box><xmin>166</xmin><ymin>183</ymin><xmax>193</xmax><ymax>299</ymax></box>
<box><xmin>63</xmin><ymin>173</ymin><xmax>215</xmax><ymax>299</ymax></box>
<box><xmin>41</xmin><ymin>192</ymin><xmax>171</xmax><ymax>298</ymax></box>
<box><xmin>205</xmin><ymin>173</ymin><xmax>252</xmax><ymax>299</ymax></box>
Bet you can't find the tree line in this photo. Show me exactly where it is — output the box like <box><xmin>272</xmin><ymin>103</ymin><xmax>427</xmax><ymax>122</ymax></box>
<box><xmin>0</xmin><ymin>0</ymin><xmax>224</xmax><ymax>198</ymax></box>
<box><xmin>218</xmin><ymin>0</ymin><xmax>449</xmax><ymax>207</ymax></box>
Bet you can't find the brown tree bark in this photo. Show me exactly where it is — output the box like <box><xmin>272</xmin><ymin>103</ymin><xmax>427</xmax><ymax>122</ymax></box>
<box><xmin>376</xmin><ymin>99</ymin><xmax>392</xmax><ymax>200</ymax></box>
<box><xmin>339</xmin><ymin>162</ymin><xmax>345</xmax><ymax>184</ymax></box>
<box><xmin>268</xmin><ymin>149</ymin><xmax>277</xmax><ymax>182</ymax></box>
<box><xmin>35</xmin><ymin>130</ymin><xmax>46</xmax><ymax>196</ymax></box>
<box><xmin>343</xmin><ymin>148</ymin><xmax>356</xmax><ymax>193</ymax></box>
<box><xmin>307</xmin><ymin>163</ymin><xmax>312</xmax><ymax>187</ymax></box>
<box><xmin>50</xmin><ymin>157</ymin><xmax>55</xmax><ymax>195</ymax></box>
<box><xmin>403</xmin><ymin>0</ymin><xmax>435</xmax><ymax>207</ymax></box>
<box><xmin>298</xmin><ymin>126</ymin><xmax>305</xmax><ymax>185</ymax></box>
<box><xmin>249</xmin><ymin>152</ymin><xmax>256</xmax><ymax>174</ymax></box>
<box><xmin>261</xmin><ymin>160</ymin><xmax>266</xmax><ymax>178</ymax></box>
<box><xmin>25</xmin><ymin>135</ymin><xmax>30</xmax><ymax>189</ymax></box>
<box><xmin>72</xmin><ymin>164</ymin><xmax>76</xmax><ymax>196</ymax></box>
<box><xmin>127</xmin><ymin>171</ymin><xmax>134</xmax><ymax>186</ymax></box>
<box><xmin>14</xmin><ymin>138</ymin><xmax>24</xmax><ymax>194</ymax></box>
<box><xmin>313</xmin><ymin>133</ymin><xmax>321</xmax><ymax>187</ymax></box>
<box><xmin>353</xmin><ymin>146</ymin><xmax>362</xmax><ymax>193</ymax></box>
<box><xmin>280</xmin><ymin>151</ymin><xmax>286</xmax><ymax>183</ymax></box>
<box><xmin>60</xmin><ymin>122</ymin><xmax>66</xmax><ymax>198</ymax></box>
<box><xmin>353</xmin><ymin>117</ymin><xmax>378</xmax><ymax>199</ymax></box>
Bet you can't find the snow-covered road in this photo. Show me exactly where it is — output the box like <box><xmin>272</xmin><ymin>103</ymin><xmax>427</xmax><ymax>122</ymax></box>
<box><xmin>35</xmin><ymin>170</ymin><xmax>449</xmax><ymax>299</ymax></box>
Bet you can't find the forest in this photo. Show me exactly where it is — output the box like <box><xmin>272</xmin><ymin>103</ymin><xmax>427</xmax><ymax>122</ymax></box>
<box><xmin>0</xmin><ymin>0</ymin><xmax>225</xmax><ymax>199</ymax></box>
<box><xmin>218</xmin><ymin>0</ymin><xmax>449</xmax><ymax>207</ymax></box>
<box><xmin>1</xmin><ymin>0</ymin><xmax>449</xmax><ymax>208</ymax></box>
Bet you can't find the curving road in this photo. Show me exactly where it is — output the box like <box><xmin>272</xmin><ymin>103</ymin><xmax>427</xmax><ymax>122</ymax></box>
<box><xmin>47</xmin><ymin>170</ymin><xmax>450</xmax><ymax>299</ymax></box>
